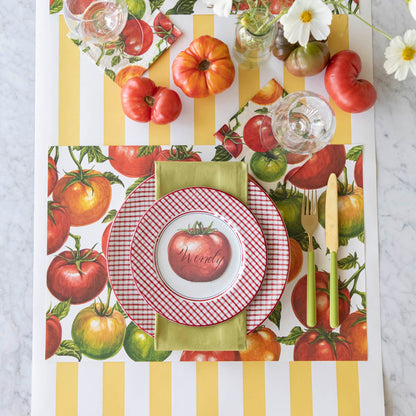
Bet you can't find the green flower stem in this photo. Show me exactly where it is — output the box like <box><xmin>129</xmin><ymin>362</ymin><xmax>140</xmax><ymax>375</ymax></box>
<box><xmin>324</xmin><ymin>0</ymin><xmax>392</xmax><ymax>40</ymax></box>
<box><xmin>68</xmin><ymin>146</ymin><xmax>84</xmax><ymax>176</ymax></box>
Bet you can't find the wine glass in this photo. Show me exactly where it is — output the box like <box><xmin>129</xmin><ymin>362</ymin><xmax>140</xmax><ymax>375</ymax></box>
<box><xmin>263</xmin><ymin>91</ymin><xmax>336</xmax><ymax>155</ymax></box>
<box><xmin>63</xmin><ymin>0</ymin><xmax>128</xmax><ymax>44</ymax></box>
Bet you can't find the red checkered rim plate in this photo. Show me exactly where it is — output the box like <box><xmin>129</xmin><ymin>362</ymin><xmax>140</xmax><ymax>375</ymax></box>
<box><xmin>129</xmin><ymin>187</ymin><xmax>267</xmax><ymax>327</ymax></box>
<box><xmin>107</xmin><ymin>176</ymin><xmax>290</xmax><ymax>335</ymax></box>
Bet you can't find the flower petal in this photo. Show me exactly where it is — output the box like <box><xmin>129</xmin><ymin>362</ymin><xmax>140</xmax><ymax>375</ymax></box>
<box><xmin>403</xmin><ymin>29</ymin><xmax>416</xmax><ymax>47</ymax></box>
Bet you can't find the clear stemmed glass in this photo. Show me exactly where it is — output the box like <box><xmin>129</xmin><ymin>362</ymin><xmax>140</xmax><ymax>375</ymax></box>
<box><xmin>264</xmin><ymin>91</ymin><xmax>336</xmax><ymax>155</ymax></box>
<box><xmin>63</xmin><ymin>0</ymin><xmax>128</xmax><ymax>44</ymax></box>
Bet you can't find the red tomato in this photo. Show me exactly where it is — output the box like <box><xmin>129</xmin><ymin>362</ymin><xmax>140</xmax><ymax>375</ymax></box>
<box><xmin>48</xmin><ymin>156</ymin><xmax>58</xmax><ymax>196</ymax></box>
<box><xmin>285</xmin><ymin>152</ymin><xmax>308</xmax><ymax>164</ymax></box>
<box><xmin>154</xmin><ymin>146</ymin><xmax>201</xmax><ymax>162</ymax></box>
<box><xmin>324</xmin><ymin>50</ymin><xmax>377</xmax><ymax>113</ymax></box>
<box><xmin>168</xmin><ymin>222</ymin><xmax>231</xmax><ymax>282</ymax></box>
<box><xmin>101</xmin><ymin>222</ymin><xmax>112</xmax><ymax>258</ymax></box>
<box><xmin>243</xmin><ymin>115</ymin><xmax>277</xmax><ymax>153</ymax></box>
<box><xmin>122</xmin><ymin>19</ymin><xmax>153</xmax><ymax>56</ymax></box>
<box><xmin>72</xmin><ymin>304</ymin><xmax>126</xmax><ymax>360</ymax></box>
<box><xmin>354</xmin><ymin>154</ymin><xmax>363</xmax><ymax>188</ymax></box>
<box><xmin>213</xmin><ymin>125</ymin><xmax>243</xmax><ymax>158</ymax></box>
<box><xmin>47</xmin><ymin>201</ymin><xmax>71</xmax><ymax>255</ymax></box>
<box><xmin>53</xmin><ymin>170</ymin><xmax>112</xmax><ymax>227</ymax></box>
<box><xmin>340</xmin><ymin>310</ymin><xmax>367</xmax><ymax>360</ymax></box>
<box><xmin>121</xmin><ymin>77</ymin><xmax>182</xmax><ymax>125</ymax></box>
<box><xmin>291</xmin><ymin>271</ymin><xmax>351</xmax><ymax>331</ymax></box>
<box><xmin>67</xmin><ymin>0</ymin><xmax>94</xmax><ymax>14</ymax></box>
<box><xmin>294</xmin><ymin>329</ymin><xmax>352</xmax><ymax>360</ymax></box>
<box><xmin>153</xmin><ymin>13</ymin><xmax>182</xmax><ymax>45</ymax></box>
<box><xmin>45</xmin><ymin>314</ymin><xmax>62</xmax><ymax>359</ymax></box>
<box><xmin>285</xmin><ymin>145</ymin><xmax>346</xmax><ymax>189</ymax></box>
<box><xmin>180</xmin><ymin>351</ymin><xmax>240</xmax><ymax>361</ymax></box>
<box><xmin>269</xmin><ymin>0</ymin><xmax>294</xmax><ymax>14</ymax></box>
<box><xmin>239</xmin><ymin>327</ymin><xmax>281</xmax><ymax>361</ymax></box>
<box><xmin>47</xmin><ymin>238</ymin><xmax>108</xmax><ymax>304</ymax></box>
<box><xmin>109</xmin><ymin>146</ymin><xmax>161</xmax><ymax>177</ymax></box>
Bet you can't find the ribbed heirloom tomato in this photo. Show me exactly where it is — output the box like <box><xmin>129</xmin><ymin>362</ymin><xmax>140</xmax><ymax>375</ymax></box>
<box><xmin>172</xmin><ymin>35</ymin><xmax>235</xmax><ymax>98</ymax></box>
<box><xmin>180</xmin><ymin>351</ymin><xmax>240</xmax><ymax>361</ymax></box>
<box><xmin>45</xmin><ymin>314</ymin><xmax>62</xmax><ymax>359</ymax></box>
<box><xmin>121</xmin><ymin>77</ymin><xmax>182</xmax><ymax>125</ymax></box>
<box><xmin>340</xmin><ymin>310</ymin><xmax>367</xmax><ymax>360</ymax></box>
<box><xmin>154</xmin><ymin>146</ymin><xmax>201</xmax><ymax>162</ymax></box>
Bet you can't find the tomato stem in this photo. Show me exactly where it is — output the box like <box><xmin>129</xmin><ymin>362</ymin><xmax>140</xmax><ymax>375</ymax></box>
<box><xmin>181</xmin><ymin>221</ymin><xmax>217</xmax><ymax>235</ymax></box>
<box><xmin>68</xmin><ymin>147</ymin><xmax>84</xmax><ymax>178</ymax></box>
<box><xmin>198</xmin><ymin>60</ymin><xmax>211</xmax><ymax>71</ymax></box>
<box><xmin>144</xmin><ymin>95</ymin><xmax>155</xmax><ymax>107</ymax></box>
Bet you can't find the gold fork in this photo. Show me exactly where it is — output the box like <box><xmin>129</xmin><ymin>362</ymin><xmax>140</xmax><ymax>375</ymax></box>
<box><xmin>301</xmin><ymin>189</ymin><xmax>318</xmax><ymax>327</ymax></box>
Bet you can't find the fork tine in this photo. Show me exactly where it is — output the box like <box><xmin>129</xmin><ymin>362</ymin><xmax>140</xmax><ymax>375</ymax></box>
<box><xmin>307</xmin><ymin>189</ymin><xmax>311</xmax><ymax>214</ymax></box>
<box><xmin>313</xmin><ymin>190</ymin><xmax>317</xmax><ymax>214</ymax></box>
<box><xmin>302</xmin><ymin>190</ymin><xmax>306</xmax><ymax>215</ymax></box>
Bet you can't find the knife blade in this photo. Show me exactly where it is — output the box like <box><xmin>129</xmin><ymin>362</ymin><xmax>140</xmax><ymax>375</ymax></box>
<box><xmin>325</xmin><ymin>173</ymin><xmax>339</xmax><ymax>329</ymax></box>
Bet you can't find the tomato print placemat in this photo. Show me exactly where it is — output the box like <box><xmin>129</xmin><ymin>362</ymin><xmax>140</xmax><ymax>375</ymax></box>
<box><xmin>49</xmin><ymin>0</ymin><xmax>182</xmax><ymax>85</ymax></box>
<box><xmin>34</xmin><ymin>1</ymin><xmax>385</xmax><ymax>413</ymax></box>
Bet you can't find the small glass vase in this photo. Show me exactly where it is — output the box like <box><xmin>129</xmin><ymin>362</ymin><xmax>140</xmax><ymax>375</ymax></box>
<box><xmin>233</xmin><ymin>9</ymin><xmax>277</xmax><ymax>69</ymax></box>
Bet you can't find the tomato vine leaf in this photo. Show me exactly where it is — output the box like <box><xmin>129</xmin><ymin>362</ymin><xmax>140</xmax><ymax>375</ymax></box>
<box><xmin>338</xmin><ymin>252</ymin><xmax>359</xmax><ymax>270</ymax></box>
<box><xmin>76</xmin><ymin>146</ymin><xmax>112</xmax><ymax>164</ymax></box>
<box><xmin>105</xmin><ymin>68</ymin><xmax>116</xmax><ymax>81</ymax></box>
<box><xmin>346</xmin><ymin>145</ymin><xmax>363</xmax><ymax>161</ymax></box>
<box><xmin>268</xmin><ymin>302</ymin><xmax>282</xmax><ymax>329</ymax></box>
<box><xmin>150</xmin><ymin>0</ymin><xmax>165</xmax><ymax>13</ymax></box>
<box><xmin>166</xmin><ymin>0</ymin><xmax>197</xmax><ymax>15</ymax></box>
<box><xmin>102</xmin><ymin>172</ymin><xmax>124</xmax><ymax>187</ymax></box>
<box><xmin>50</xmin><ymin>299</ymin><xmax>71</xmax><ymax>320</ymax></box>
<box><xmin>114</xmin><ymin>302</ymin><xmax>128</xmax><ymax>319</ymax></box>
<box><xmin>212</xmin><ymin>145</ymin><xmax>233</xmax><ymax>162</ymax></box>
<box><xmin>129</xmin><ymin>56</ymin><xmax>142</xmax><ymax>63</ymax></box>
<box><xmin>126</xmin><ymin>176</ymin><xmax>150</xmax><ymax>197</ymax></box>
<box><xmin>276</xmin><ymin>326</ymin><xmax>305</xmax><ymax>345</ymax></box>
<box><xmin>56</xmin><ymin>340</ymin><xmax>82</xmax><ymax>361</ymax></box>
<box><xmin>111</xmin><ymin>55</ymin><xmax>121</xmax><ymax>67</ymax></box>
<box><xmin>295</xmin><ymin>232</ymin><xmax>320</xmax><ymax>251</ymax></box>
<box><xmin>50</xmin><ymin>0</ymin><xmax>63</xmax><ymax>14</ymax></box>
<box><xmin>358</xmin><ymin>231</ymin><xmax>365</xmax><ymax>243</ymax></box>
<box><xmin>106</xmin><ymin>49</ymin><xmax>115</xmax><ymax>56</ymax></box>
<box><xmin>254</xmin><ymin>107</ymin><xmax>270</xmax><ymax>115</ymax></box>
<box><xmin>102</xmin><ymin>209</ymin><xmax>118</xmax><ymax>223</ymax></box>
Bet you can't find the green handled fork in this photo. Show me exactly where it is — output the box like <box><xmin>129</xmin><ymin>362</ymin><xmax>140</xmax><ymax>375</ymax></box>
<box><xmin>301</xmin><ymin>189</ymin><xmax>318</xmax><ymax>327</ymax></box>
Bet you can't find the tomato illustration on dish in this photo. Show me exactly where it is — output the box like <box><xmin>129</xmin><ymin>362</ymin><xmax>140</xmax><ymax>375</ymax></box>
<box><xmin>167</xmin><ymin>221</ymin><xmax>232</xmax><ymax>282</ymax></box>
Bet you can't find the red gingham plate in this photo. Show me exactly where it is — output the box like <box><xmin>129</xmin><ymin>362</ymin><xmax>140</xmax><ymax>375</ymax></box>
<box><xmin>107</xmin><ymin>176</ymin><xmax>289</xmax><ymax>335</ymax></box>
<box><xmin>129</xmin><ymin>187</ymin><xmax>267</xmax><ymax>327</ymax></box>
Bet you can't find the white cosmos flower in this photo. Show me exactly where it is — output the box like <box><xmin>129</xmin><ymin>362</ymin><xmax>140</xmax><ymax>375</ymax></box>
<box><xmin>280</xmin><ymin>0</ymin><xmax>333</xmax><ymax>47</ymax></box>
<box><xmin>202</xmin><ymin>0</ymin><xmax>232</xmax><ymax>17</ymax></box>
<box><xmin>384</xmin><ymin>29</ymin><xmax>416</xmax><ymax>81</ymax></box>
<box><xmin>406</xmin><ymin>0</ymin><xmax>416</xmax><ymax>21</ymax></box>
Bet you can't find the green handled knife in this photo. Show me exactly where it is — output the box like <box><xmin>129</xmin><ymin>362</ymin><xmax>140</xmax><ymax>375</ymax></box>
<box><xmin>326</xmin><ymin>173</ymin><xmax>339</xmax><ymax>329</ymax></box>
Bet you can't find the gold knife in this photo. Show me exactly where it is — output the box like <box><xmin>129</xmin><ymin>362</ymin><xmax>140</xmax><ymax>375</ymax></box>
<box><xmin>325</xmin><ymin>173</ymin><xmax>339</xmax><ymax>329</ymax></box>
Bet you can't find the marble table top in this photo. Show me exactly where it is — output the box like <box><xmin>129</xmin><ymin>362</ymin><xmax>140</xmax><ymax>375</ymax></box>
<box><xmin>1</xmin><ymin>0</ymin><xmax>415</xmax><ymax>414</ymax></box>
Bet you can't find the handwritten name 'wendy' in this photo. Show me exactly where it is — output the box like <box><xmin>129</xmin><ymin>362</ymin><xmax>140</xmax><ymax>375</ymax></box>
<box><xmin>167</xmin><ymin>222</ymin><xmax>232</xmax><ymax>282</ymax></box>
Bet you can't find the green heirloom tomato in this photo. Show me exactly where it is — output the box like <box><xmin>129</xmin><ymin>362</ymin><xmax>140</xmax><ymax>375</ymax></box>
<box><xmin>250</xmin><ymin>147</ymin><xmax>287</xmax><ymax>182</ymax></box>
<box><xmin>269</xmin><ymin>184</ymin><xmax>304</xmax><ymax>238</ymax></box>
<box><xmin>71</xmin><ymin>304</ymin><xmax>126</xmax><ymax>360</ymax></box>
<box><xmin>285</xmin><ymin>42</ymin><xmax>330</xmax><ymax>77</ymax></box>
<box><xmin>124</xmin><ymin>322</ymin><xmax>171</xmax><ymax>362</ymax></box>
<box><xmin>318</xmin><ymin>185</ymin><xmax>364</xmax><ymax>239</ymax></box>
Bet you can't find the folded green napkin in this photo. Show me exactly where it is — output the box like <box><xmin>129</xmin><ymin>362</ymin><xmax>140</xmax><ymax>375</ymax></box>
<box><xmin>154</xmin><ymin>161</ymin><xmax>248</xmax><ymax>351</ymax></box>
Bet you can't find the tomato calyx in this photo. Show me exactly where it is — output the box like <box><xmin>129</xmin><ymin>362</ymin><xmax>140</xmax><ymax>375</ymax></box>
<box><xmin>57</xmin><ymin>234</ymin><xmax>101</xmax><ymax>275</ymax></box>
<box><xmin>269</xmin><ymin>181</ymin><xmax>300</xmax><ymax>202</ymax></box>
<box><xmin>181</xmin><ymin>221</ymin><xmax>217</xmax><ymax>236</ymax></box>
<box><xmin>144</xmin><ymin>95</ymin><xmax>156</xmax><ymax>107</ymax></box>
<box><xmin>161</xmin><ymin>145</ymin><xmax>200</xmax><ymax>161</ymax></box>
<box><xmin>305</xmin><ymin>328</ymin><xmax>350</xmax><ymax>359</ymax></box>
<box><xmin>93</xmin><ymin>282</ymin><xmax>114</xmax><ymax>317</ymax></box>
<box><xmin>198</xmin><ymin>59</ymin><xmax>211</xmax><ymax>71</ymax></box>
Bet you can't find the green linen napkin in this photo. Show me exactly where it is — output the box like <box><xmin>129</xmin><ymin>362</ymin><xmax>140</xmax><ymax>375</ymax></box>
<box><xmin>154</xmin><ymin>161</ymin><xmax>248</xmax><ymax>351</ymax></box>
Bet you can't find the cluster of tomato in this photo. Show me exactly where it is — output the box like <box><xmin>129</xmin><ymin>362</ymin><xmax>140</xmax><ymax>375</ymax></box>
<box><xmin>46</xmin><ymin>145</ymin><xmax>204</xmax><ymax>361</ymax></box>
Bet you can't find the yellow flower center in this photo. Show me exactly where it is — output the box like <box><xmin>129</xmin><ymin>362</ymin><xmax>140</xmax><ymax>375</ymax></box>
<box><xmin>301</xmin><ymin>11</ymin><xmax>312</xmax><ymax>23</ymax></box>
<box><xmin>402</xmin><ymin>46</ymin><xmax>416</xmax><ymax>61</ymax></box>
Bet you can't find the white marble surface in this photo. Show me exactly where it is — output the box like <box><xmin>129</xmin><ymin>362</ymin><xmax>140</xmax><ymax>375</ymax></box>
<box><xmin>0</xmin><ymin>0</ymin><xmax>415</xmax><ymax>415</ymax></box>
